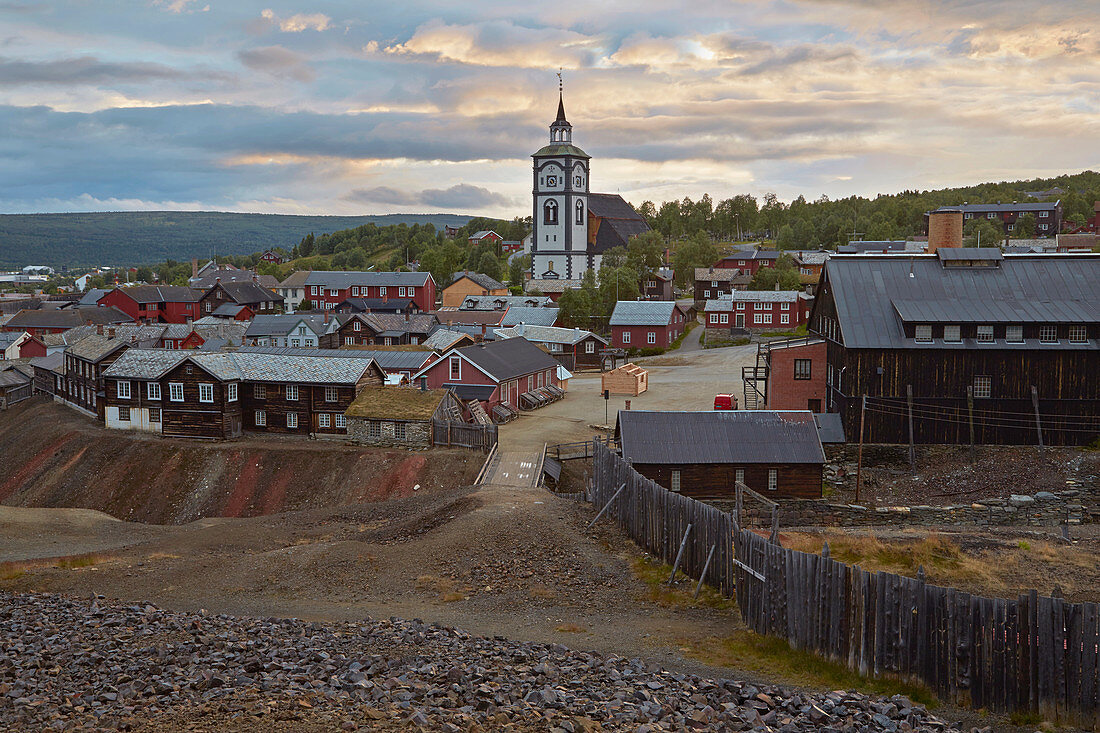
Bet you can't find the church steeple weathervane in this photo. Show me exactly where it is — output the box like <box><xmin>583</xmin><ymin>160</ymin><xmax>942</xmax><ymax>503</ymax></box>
<box><xmin>550</xmin><ymin>69</ymin><xmax>571</xmax><ymax>143</ymax></box>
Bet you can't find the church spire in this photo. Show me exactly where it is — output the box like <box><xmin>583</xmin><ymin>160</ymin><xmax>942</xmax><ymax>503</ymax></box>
<box><xmin>550</xmin><ymin>70</ymin><xmax>572</xmax><ymax>143</ymax></box>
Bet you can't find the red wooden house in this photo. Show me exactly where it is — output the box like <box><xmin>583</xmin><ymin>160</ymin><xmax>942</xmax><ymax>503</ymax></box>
<box><xmin>704</xmin><ymin>291</ymin><xmax>812</xmax><ymax>333</ymax></box>
<box><xmin>97</xmin><ymin>285</ymin><xmax>202</xmax><ymax>324</ymax></box>
<box><xmin>608</xmin><ymin>301</ymin><xmax>690</xmax><ymax>350</ymax></box>
<box><xmin>413</xmin><ymin>337</ymin><xmax>560</xmax><ymax>417</ymax></box>
<box><xmin>305</xmin><ymin>271</ymin><xmax>436</xmax><ymax>312</ymax></box>
<box><xmin>713</xmin><ymin>249</ymin><xmax>779</xmax><ymax>276</ymax></box>
<box><xmin>260</xmin><ymin>250</ymin><xmax>284</xmax><ymax>265</ymax></box>
<box><xmin>468</xmin><ymin>230</ymin><xmax>503</xmax><ymax>246</ymax></box>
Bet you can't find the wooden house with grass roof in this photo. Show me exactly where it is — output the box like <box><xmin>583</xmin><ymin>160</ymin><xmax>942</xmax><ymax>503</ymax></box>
<box><xmin>344</xmin><ymin>386</ymin><xmax>463</xmax><ymax>448</ymax></box>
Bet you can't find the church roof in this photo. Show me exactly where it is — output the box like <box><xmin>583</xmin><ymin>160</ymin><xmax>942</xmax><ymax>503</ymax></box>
<box><xmin>555</xmin><ymin>93</ymin><xmax>569</xmax><ymax>125</ymax></box>
<box><xmin>588</xmin><ymin>193</ymin><xmax>651</xmax><ymax>254</ymax></box>
<box><xmin>532</xmin><ymin>143</ymin><xmax>590</xmax><ymax>159</ymax></box>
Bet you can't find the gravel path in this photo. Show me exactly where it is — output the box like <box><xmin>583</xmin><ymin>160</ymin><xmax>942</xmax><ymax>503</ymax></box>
<box><xmin>0</xmin><ymin>591</ymin><xmax>965</xmax><ymax>732</ymax></box>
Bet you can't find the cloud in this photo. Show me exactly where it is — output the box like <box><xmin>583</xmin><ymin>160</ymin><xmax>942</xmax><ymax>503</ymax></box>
<box><xmin>344</xmin><ymin>184</ymin><xmax>512</xmax><ymax>209</ymax></box>
<box><xmin>152</xmin><ymin>0</ymin><xmax>207</xmax><ymax>14</ymax></box>
<box><xmin>237</xmin><ymin>46</ymin><xmax>314</xmax><ymax>82</ymax></box>
<box><xmin>385</xmin><ymin>19</ymin><xmax>602</xmax><ymax>69</ymax></box>
<box><xmin>0</xmin><ymin>55</ymin><xmax>185</xmax><ymax>86</ymax></box>
<box><xmin>259</xmin><ymin>8</ymin><xmax>331</xmax><ymax>33</ymax></box>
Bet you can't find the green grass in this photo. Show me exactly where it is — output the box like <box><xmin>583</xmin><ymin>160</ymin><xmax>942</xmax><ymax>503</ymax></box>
<box><xmin>683</xmin><ymin>631</ymin><xmax>939</xmax><ymax>709</ymax></box>
<box><xmin>760</xmin><ymin>324</ymin><xmax>809</xmax><ymax>338</ymax></box>
<box><xmin>631</xmin><ymin>557</ymin><xmax>736</xmax><ymax>611</ymax></box>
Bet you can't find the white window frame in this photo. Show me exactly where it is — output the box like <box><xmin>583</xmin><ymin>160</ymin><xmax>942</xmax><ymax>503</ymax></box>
<box><xmin>227</xmin><ymin>382</ymin><xmax>237</xmax><ymax>402</ymax></box>
<box><xmin>719</xmin><ymin>314</ymin><xmax>728</xmax><ymax>324</ymax></box>
<box><xmin>449</xmin><ymin>356</ymin><xmax>461</xmax><ymax>380</ymax></box>
<box><xmin>987</xmin><ymin>212</ymin><xmax>996</xmax><ymax>219</ymax></box>
<box><xmin>318</xmin><ymin>413</ymin><xmax>331</xmax><ymax>428</ymax></box>
<box><xmin>944</xmin><ymin>325</ymin><xmax>961</xmax><ymax>343</ymax></box>
<box><xmin>976</xmin><ymin>325</ymin><xmax>993</xmax><ymax>343</ymax></box>
<box><xmin>117</xmin><ymin>380</ymin><xmax>131</xmax><ymax>399</ymax></box>
<box><xmin>780</xmin><ymin>314</ymin><xmax>790</xmax><ymax>324</ymax></box>
<box><xmin>1039</xmin><ymin>210</ymin><xmax>1050</xmax><ymax>218</ymax></box>
<box><xmin>622</xmin><ymin>332</ymin><xmax>631</xmax><ymax>344</ymax></box>
<box><xmin>1039</xmin><ymin>325</ymin><xmax>1057</xmax><ymax>343</ymax></box>
<box><xmin>647</xmin><ymin>332</ymin><xmax>656</xmax><ymax>345</ymax></box>
<box><xmin>585</xmin><ymin>341</ymin><xmax>595</xmax><ymax>354</ymax></box>
<box><xmin>169</xmin><ymin>382</ymin><xmax>184</xmax><ymax>402</ymax></box>
<box><xmin>353</xmin><ymin>320</ymin><xmax>361</xmax><ymax>331</ymax></box>
<box><xmin>198</xmin><ymin>383</ymin><xmax>214</xmax><ymax>403</ymax></box>
<box><xmin>325</xmin><ymin>386</ymin><xmax>338</xmax><ymax>402</ymax></box>
<box><xmin>286</xmin><ymin>412</ymin><xmax>298</xmax><ymax>428</ymax></box>
<box><xmin>768</xmin><ymin>469</ymin><xmax>777</xmax><ymax>492</ymax></box>
<box><xmin>780</xmin><ymin>302</ymin><xmax>790</xmax><ymax>311</ymax></box>
<box><xmin>763</xmin><ymin>314</ymin><xmax>772</xmax><ymax>324</ymax></box>
<box><xmin>736</xmin><ymin>302</ymin><xmax>745</xmax><ymax>310</ymax></box>
<box><xmin>709</xmin><ymin>314</ymin><xmax>718</xmax><ymax>324</ymax></box>
<box><xmin>1069</xmin><ymin>325</ymin><xmax>1087</xmax><ymax>343</ymax></box>
<box><xmin>351</xmin><ymin>287</ymin><xmax>359</xmax><ymax>296</ymax></box>
<box><xmin>254</xmin><ymin>384</ymin><xmax>266</xmax><ymax>399</ymax></box>
<box><xmin>1006</xmin><ymin>325</ymin><xmax>1024</xmax><ymax>343</ymax></box>
<box><xmin>345</xmin><ymin>336</ymin><xmax>355</xmax><ymax>346</ymax></box>
<box><xmin>670</xmin><ymin>470</ymin><xmax>681</xmax><ymax>492</ymax></box>
<box><xmin>754</xmin><ymin>314</ymin><xmax>763</xmax><ymax>324</ymax></box>
<box><xmin>704</xmin><ymin>289</ymin><xmax>711</xmax><ymax>299</ymax></box>
<box><xmin>915</xmin><ymin>325</ymin><xmax>932</xmax><ymax>343</ymax></box>
<box><xmin>735</xmin><ymin>468</ymin><xmax>745</xmax><ymax>486</ymax></box>
<box><xmin>335</xmin><ymin>414</ymin><xmax>346</xmax><ymax>429</ymax></box>
<box><xmin>255</xmin><ymin>410</ymin><xmax>266</xmax><ymax>427</ymax></box>
<box><xmin>286</xmin><ymin>384</ymin><xmax>298</xmax><ymax>401</ymax></box>
<box><xmin>973</xmin><ymin>375</ymin><xmax>991</xmax><ymax>398</ymax></box>
<box><xmin>379</xmin><ymin>287</ymin><xmax>387</xmax><ymax>297</ymax></box>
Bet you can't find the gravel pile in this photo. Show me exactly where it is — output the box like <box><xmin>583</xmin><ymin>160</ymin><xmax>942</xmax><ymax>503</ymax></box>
<box><xmin>0</xmin><ymin>591</ymin><xmax>965</xmax><ymax>732</ymax></box>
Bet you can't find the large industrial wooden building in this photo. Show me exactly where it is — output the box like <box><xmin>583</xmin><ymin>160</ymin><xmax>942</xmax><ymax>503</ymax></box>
<box><xmin>808</xmin><ymin>249</ymin><xmax>1100</xmax><ymax>445</ymax></box>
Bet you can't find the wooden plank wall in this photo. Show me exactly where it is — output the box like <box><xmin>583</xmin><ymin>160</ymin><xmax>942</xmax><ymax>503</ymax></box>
<box><xmin>733</xmin><ymin>528</ymin><xmax>1100</xmax><ymax>726</ymax></box>
<box><xmin>591</xmin><ymin>440</ymin><xmax>1100</xmax><ymax>725</ymax></box>
<box><xmin>592</xmin><ymin>441</ymin><xmax>735</xmax><ymax>596</ymax></box>
<box><xmin>431</xmin><ymin>419</ymin><xmax>497</xmax><ymax>452</ymax></box>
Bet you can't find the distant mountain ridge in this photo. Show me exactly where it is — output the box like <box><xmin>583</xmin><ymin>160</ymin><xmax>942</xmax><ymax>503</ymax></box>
<box><xmin>0</xmin><ymin>211</ymin><xmax>474</xmax><ymax>268</ymax></box>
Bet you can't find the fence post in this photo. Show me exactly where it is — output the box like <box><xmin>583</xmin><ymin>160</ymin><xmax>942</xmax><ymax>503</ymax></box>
<box><xmin>668</xmin><ymin>523</ymin><xmax>693</xmax><ymax>585</ymax></box>
<box><xmin>1031</xmin><ymin>386</ymin><xmax>1044</xmax><ymax>451</ymax></box>
<box><xmin>586</xmin><ymin>483</ymin><xmax>625</xmax><ymax>530</ymax></box>
<box><xmin>694</xmin><ymin>544</ymin><xmax>717</xmax><ymax>600</ymax></box>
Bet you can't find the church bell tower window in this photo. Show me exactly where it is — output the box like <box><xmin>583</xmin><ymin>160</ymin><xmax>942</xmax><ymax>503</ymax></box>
<box><xmin>575</xmin><ymin>200</ymin><xmax>584</xmax><ymax>224</ymax></box>
<box><xmin>544</xmin><ymin>199</ymin><xmax>558</xmax><ymax>225</ymax></box>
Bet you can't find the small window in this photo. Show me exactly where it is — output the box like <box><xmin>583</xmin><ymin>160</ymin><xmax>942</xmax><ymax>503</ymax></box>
<box><xmin>345</xmin><ymin>336</ymin><xmax>355</xmax><ymax>346</ymax></box>
<box><xmin>286</xmin><ymin>384</ymin><xmax>298</xmax><ymax>401</ymax></box>
<box><xmin>780</xmin><ymin>314</ymin><xmax>789</xmax><ymax>324</ymax></box>
<box><xmin>736</xmin><ymin>302</ymin><xmax>745</xmax><ymax>310</ymax></box>
<box><xmin>915</xmin><ymin>325</ymin><xmax>932</xmax><ymax>342</ymax></box>
<box><xmin>754</xmin><ymin>314</ymin><xmax>762</xmax><ymax>324</ymax></box>
<box><xmin>254</xmin><ymin>384</ymin><xmax>266</xmax><ymax>399</ymax></box>
<box><xmin>118</xmin><ymin>406</ymin><xmax>130</xmax><ymax>421</ymax></box>
<box><xmin>379</xmin><ymin>287</ymin><xmax>386</xmax><ymax>297</ymax></box>
<box><xmin>767</xmin><ymin>468</ymin><xmax>777</xmax><ymax>492</ymax></box>
<box><xmin>704</xmin><ymin>290</ymin><xmax>711</xmax><ymax>299</ymax></box>
<box><xmin>319</xmin><ymin>413</ymin><xmax>331</xmax><ymax>428</ymax></box>
<box><xmin>735</xmin><ymin>468</ymin><xmax>744</xmax><ymax>486</ymax></box>
<box><xmin>719</xmin><ymin>314</ymin><xmax>729</xmax><ymax>324</ymax></box>
<box><xmin>291</xmin><ymin>339</ymin><xmax>300</xmax><ymax>347</ymax></box>
<box><xmin>543</xmin><ymin>199</ymin><xmax>558</xmax><ymax>225</ymax></box>
<box><xmin>325</xmin><ymin>386</ymin><xmax>338</xmax><ymax>402</ymax></box>
<box><xmin>575</xmin><ymin>200</ymin><xmax>584</xmax><ymax>225</ymax></box>
<box><xmin>449</xmin><ymin>356</ymin><xmax>461</xmax><ymax>380</ymax></box>
<box><xmin>780</xmin><ymin>303</ymin><xmax>790</xmax><ymax>310</ymax></box>
<box><xmin>794</xmin><ymin>359</ymin><xmax>812</xmax><ymax>380</ymax></box>
<box><xmin>622</xmin><ymin>332</ymin><xmax>631</xmax><ymax>344</ymax></box>
<box><xmin>255</xmin><ymin>410</ymin><xmax>266</xmax><ymax>427</ymax></box>
<box><xmin>117</xmin><ymin>380</ymin><xmax>131</xmax><ymax>399</ymax></box>
<box><xmin>227</xmin><ymin>382</ymin><xmax>237</xmax><ymax>402</ymax></box>
<box><xmin>1039</xmin><ymin>325</ymin><xmax>1057</xmax><ymax>343</ymax></box>
<box><xmin>335</xmin><ymin>414</ymin><xmax>346</xmax><ymax>429</ymax></box>
<box><xmin>987</xmin><ymin>212</ymin><xmax>996</xmax><ymax>219</ymax></box>
<box><xmin>286</xmin><ymin>412</ymin><xmax>298</xmax><ymax>428</ymax></box>
<box><xmin>709</xmin><ymin>314</ymin><xmax>718</xmax><ymax>324</ymax></box>
<box><xmin>1006</xmin><ymin>324</ymin><xmax>1023</xmax><ymax>343</ymax></box>
<box><xmin>186</xmin><ymin>365</ymin><xmax>193</xmax><ymax>374</ymax></box>
<box><xmin>944</xmin><ymin>325</ymin><xmax>961</xmax><ymax>343</ymax></box>
<box><xmin>585</xmin><ymin>341</ymin><xmax>595</xmax><ymax>354</ymax></box>
<box><xmin>1039</xmin><ymin>210</ymin><xmax>1049</xmax><ymax>218</ymax></box>
<box><xmin>976</xmin><ymin>325</ymin><xmax>993</xmax><ymax>343</ymax></box>
<box><xmin>647</xmin><ymin>332</ymin><xmax>656</xmax><ymax>344</ymax></box>
<box><xmin>353</xmin><ymin>321</ymin><xmax>361</xmax><ymax>331</ymax></box>
<box><xmin>973</xmin><ymin>375</ymin><xmax>991</xmax><ymax>398</ymax></box>
<box><xmin>670</xmin><ymin>470</ymin><xmax>681</xmax><ymax>492</ymax></box>
<box><xmin>198</xmin><ymin>383</ymin><xmax>214</xmax><ymax>403</ymax></box>
<box><xmin>763</xmin><ymin>314</ymin><xmax>772</xmax><ymax>324</ymax></box>
<box><xmin>1069</xmin><ymin>325</ymin><xmax>1087</xmax><ymax>343</ymax></box>
<box><xmin>169</xmin><ymin>382</ymin><xmax>184</xmax><ymax>402</ymax></box>
<box><xmin>351</xmin><ymin>287</ymin><xmax>358</xmax><ymax>296</ymax></box>
<box><xmin>148</xmin><ymin>407</ymin><xmax>161</xmax><ymax>423</ymax></box>
<box><xmin>711</xmin><ymin>280</ymin><xmax>718</xmax><ymax>288</ymax></box>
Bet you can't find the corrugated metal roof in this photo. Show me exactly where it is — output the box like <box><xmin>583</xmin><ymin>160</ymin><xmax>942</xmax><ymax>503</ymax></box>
<box><xmin>891</xmin><ymin>298</ymin><xmax>1098</xmax><ymax>323</ymax></box>
<box><xmin>617</xmin><ymin>410</ymin><xmax>825</xmax><ymax>465</ymax></box>
<box><xmin>937</xmin><ymin>247</ymin><xmax>1003</xmax><ymax>261</ymax></box>
<box><xmin>825</xmin><ymin>253</ymin><xmax>1100</xmax><ymax>349</ymax></box>
<box><xmin>450</xmin><ymin>338</ymin><xmax>559</xmax><ymax>382</ymax></box>
<box><xmin>609</xmin><ymin>301</ymin><xmax>676</xmax><ymax>326</ymax></box>
<box><xmin>932</xmin><ymin>202</ymin><xmax>1058</xmax><ymax>213</ymax></box>
<box><xmin>443</xmin><ymin>383</ymin><xmax>497</xmax><ymax>401</ymax></box>
<box><xmin>305</xmin><ymin>271</ymin><xmax>430</xmax><ymax>288</ymax></box>
<box><xmin>500</xmin><ymin>307</ymin><xmax>559</xmax><ymax>327</ymax></box>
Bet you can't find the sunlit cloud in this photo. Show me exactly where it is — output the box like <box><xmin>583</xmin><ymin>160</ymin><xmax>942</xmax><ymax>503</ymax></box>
<box><xmin>259</xmin><ymin>8</ymin><xmax>331</xmax><ymax>32</ymax></box>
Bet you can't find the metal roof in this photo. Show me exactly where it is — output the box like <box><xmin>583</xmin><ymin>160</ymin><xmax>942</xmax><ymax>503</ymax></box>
<box><xmin>207</xmin><ymin>280</ymin><xmax>282</xmax><ymax>304</ymax></box>
<box><xmin>443</xmin><ymin>383</ymin><xmax>497</xmax><ymax>401</ymax></box>
<box><xmin>710</xmin><ymin>290</ymin><xmax>803</xmax><ymax>304</ymax></box>
<box><xmin>305</xmin><ymin>271</ymin><xmax>431</xmax><ymax>288</ymax></box>
<box><xmin>931</xmin><ymin>202</ymin><xmax>1059</xmax><ymax>213</ymax></box>
<box><xmin>936</xmin><ymin>247</ymin><xmax>1003</xmax><ymax>262</ymax></box>
<box><xmin>822</xmin><ymin>253</ymin><xmax>1100</xmax><ymax>349</ymax></box>
<box><xmin>494</xmin><ymin>324</ymin><xmax>605</xmax><ymax>346</ymax></box>
<box><xmin>245</xmin><ymin>314</ymin><xmax>332</xmax><ymax>337</ymax></box>
<box><xmin>212</xmin><ymin>303</ymin><xmax>249</xmax><ymax>317</ymax></box>
<box><xmin>617</xmin><ymin>410</ymin><xmax>826</xmax><ymax>465</ymax></box>
<box><xmin>423</xmin><ymin>329</ymin><xmax>472</xmax><ymax>351</ymax></box>
<box><xmin>0</xmin><ymin>370</ymin><xmax>31</xmax><ymax>388</ymax></box>
<box><xmin>531</xmin><ymin>143</ymin><xmax>590</xmax><ymax>159</ymax></box>
<box><xmin>461</xmin><ymin>295</ymin><xmax>551</xmax><ymax>310</ymax></box>
<box><xmin>609</xmin><ymin>301</ymin><xmax>677</xmax><ymax>326</ymax></box>
<box><xmin>108</xmin><ymin>285</ymin><xmax>202</xmax><ymax>303</ymax></box>
<box><xmin>444</xmin><ymin>338</ymin><xmax>559</xmax><ymax>382</ymax></box>
<box><xmin>236</xmin><ymin>346</ymin><xmax>433</xmax><ymax>371</ymax></box>
<box><xmin>500</xmin><ymin>306</ymin><xmax>559</xmax><ymax>327</ymax></box>
<box><xmin>4</xmin><ymin>306</ymin><xmax>133</xmax><ymax>330</ymax></box>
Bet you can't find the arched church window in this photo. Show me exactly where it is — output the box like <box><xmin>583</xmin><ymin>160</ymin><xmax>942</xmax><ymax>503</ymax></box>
<box><xmin>575</xmin><ymin>200</ymin><xmax>584</xmax><ymax>224</ymax></box>
<box><xmin>544</xmin><ymin>199</ymin><xmax>558</xmax><ymax>225</ymax></box>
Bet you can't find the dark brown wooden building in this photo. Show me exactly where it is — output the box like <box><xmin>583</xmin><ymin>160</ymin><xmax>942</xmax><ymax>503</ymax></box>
<box><xmin>199</xmin><ymin>280</ymin><xmax>283</xmax><ymax>317</ymax></box>
<box><xmin>809</xmin><ymin>249</ymin><xmax>1100</xmax><ymax>445</ymax></box>
<box><xmin>615</xmin><ymin>410</ymin><xmax>825</xmax><ymax>499</ymax></box>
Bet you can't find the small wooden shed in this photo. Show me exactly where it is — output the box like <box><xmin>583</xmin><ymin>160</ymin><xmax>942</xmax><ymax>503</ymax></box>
<box><xmin>602</xmin><ymin>362</ymin><xmax>648</xmax><ymax>396</ymax></box>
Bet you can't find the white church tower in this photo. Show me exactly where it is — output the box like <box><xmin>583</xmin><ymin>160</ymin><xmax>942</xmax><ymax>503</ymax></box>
<box><xmin>530</xmin><ymin>81</ymin><xmax>592</xmax><ymax>279</ymax></box>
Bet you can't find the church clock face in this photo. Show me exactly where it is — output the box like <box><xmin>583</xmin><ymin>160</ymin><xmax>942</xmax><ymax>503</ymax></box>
<box><xmin>546</xmin><ymin>175</ymin><xmax>557</xmax><ymax>186</ymax></box>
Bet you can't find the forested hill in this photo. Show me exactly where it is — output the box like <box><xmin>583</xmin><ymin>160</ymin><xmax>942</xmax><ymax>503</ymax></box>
<box><xmin>0</xmin><ymin>211</ymin><xmax>473</xmax><ymax>268</ymax></box>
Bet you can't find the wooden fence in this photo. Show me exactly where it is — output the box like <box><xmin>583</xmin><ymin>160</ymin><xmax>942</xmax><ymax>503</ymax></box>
<box><xmin>735</xmin><ymin>528</ymin><xmax>1100</xmax><ymax>724</ymax></box>
<box><xmin>590</xmin><ymin>440</ymin><xmax>1100</xmax><ymax>725</ymax></box>
<box><xmin>431</xmin><ymin>420</ymin><xmax>497</xmax><ymax>452</ymax></box>
<box><xmin>592</xmin><ymin>441</ymin><xmax>734</xmax><ymax>595</ymax></box>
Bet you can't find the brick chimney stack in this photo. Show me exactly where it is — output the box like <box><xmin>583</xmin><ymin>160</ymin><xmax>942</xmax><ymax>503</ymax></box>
<box><xmin>97</xmin><ymin>324</ymin><xmax>104</xmax><ymax>335</ymax></box>
<box><xmin>191</xmin><ymin>258</ymin><xmax>198</xmax><ymax>278</ymax></box>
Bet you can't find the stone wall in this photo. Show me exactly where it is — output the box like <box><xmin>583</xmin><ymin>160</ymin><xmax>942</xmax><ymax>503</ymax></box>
<box><xmin>346</xmin><ymin>417</ymin><xmax>431</xmax><ymax>449</ymax></box>
<box><xmin>712</xmin><ymin>487</ymin><xmax>1098</xmax><ymax>528</ymax></box>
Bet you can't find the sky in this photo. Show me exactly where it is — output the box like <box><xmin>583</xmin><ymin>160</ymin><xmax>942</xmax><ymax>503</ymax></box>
<box><xmin>1</xmin><ymin>1</ymin><xmax>1098</xmax><ymax>218</ymax></box>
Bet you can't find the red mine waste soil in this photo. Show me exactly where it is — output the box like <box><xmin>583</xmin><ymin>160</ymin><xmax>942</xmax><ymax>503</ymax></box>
<box><xmin>0</xmin><ymin>432</ymin><xmax>78</xmax><ymax>502</ymax></box>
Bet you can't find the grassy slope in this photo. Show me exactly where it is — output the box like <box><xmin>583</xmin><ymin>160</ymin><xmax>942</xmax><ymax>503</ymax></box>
<box><xmin>0</xmin><ymin>211</ymin><xmax>473</xmax><ymax>268</ymax></box>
